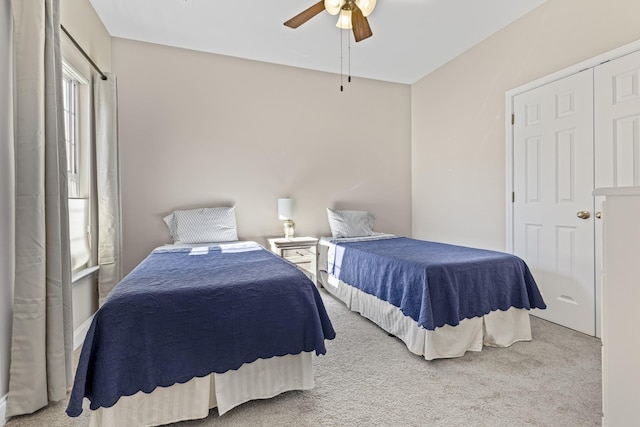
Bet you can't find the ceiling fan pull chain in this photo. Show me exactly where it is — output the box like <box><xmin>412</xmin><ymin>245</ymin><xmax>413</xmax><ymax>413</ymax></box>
<box><xmin>348</xmin><ymin>30</ymin><xmax>351</xmax><ymax>83</ymax></box>
<box><xmin>340</xmin><ymin>27</ymin><xmax>344</xmax><ymax>91</ymax></box>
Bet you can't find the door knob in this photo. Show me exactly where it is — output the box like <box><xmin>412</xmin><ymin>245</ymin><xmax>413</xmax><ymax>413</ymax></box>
<box><xmin>595</xmin><ymin>211</ymin><xmax>602</xmax><ymax>219</ymax></box>
<box><xmin>576</xmin><ymin>210</ymin><xmax>591</xmax><ymax>219</ymax></box>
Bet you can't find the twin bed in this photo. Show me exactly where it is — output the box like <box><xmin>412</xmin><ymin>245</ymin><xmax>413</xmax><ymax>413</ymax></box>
<box><xmin>67</xmin><ymin>207</ymin><xmax>545</xmax><ymax>426</ymax></box>
<box><xmin>318</xmin><ymin>209</ymin><xmax>546</xmax><ymax>361</ymax></box>
<box><xmin>66</xmin><ymin>208</ymin><xmax>336</xmax><ymax>427</ymax></box>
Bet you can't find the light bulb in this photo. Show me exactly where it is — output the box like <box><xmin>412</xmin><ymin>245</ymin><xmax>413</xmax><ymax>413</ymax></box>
<box><xmin>324</xmin><ymin>0</ymin><xmax>345</xmax><ymax>16</ymax></box>
<box><xmin>355</xmin><ymin>0</ymin><xmax>376</xmax><ymax>17</ymax></box>
<box><xmin>336</xmin><ymin>9</ymin><xmax>352</xmax><ymax>29</ymax></box>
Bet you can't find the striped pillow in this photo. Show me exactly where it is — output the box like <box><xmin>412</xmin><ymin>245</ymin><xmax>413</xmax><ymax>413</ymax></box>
<box><xmin>326</xmin><ymin>208</ymin><xmax>375</xmax><ymax>238</ymax></box>
<box><xmin>163</xmin><ymin>207</ymin><xmax>238</xmax><ymax>244</ymax></box>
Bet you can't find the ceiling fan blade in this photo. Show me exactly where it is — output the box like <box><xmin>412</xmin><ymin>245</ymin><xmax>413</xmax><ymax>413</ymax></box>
<box><xmin>284</xmin><ymin>1</ymin><xmax>326</xmax><ymax>29</ymax></box>
<box><xmin>351</xmin><ymin>6</ymin><xmax>372</xmax><ymax>42</ymax></box>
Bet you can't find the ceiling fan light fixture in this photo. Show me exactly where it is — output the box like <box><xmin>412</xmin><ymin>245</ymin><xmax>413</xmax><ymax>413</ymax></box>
<box><xmin>355</xmin><ymin>0</ymin><xmax>376</xmax><ymax>17</ymax></box>
<box><xmin>324</xmin><ymin>0</ymin><xmax>345</xmax><ymax>16</ymax></box>
<box><xmin>336</xmin><ymin>9</ymin><xmax>352</xmax><ymax>29</ymax></box>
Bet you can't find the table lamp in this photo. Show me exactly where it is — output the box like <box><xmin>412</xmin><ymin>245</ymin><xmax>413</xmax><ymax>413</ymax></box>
<box><xmin>278</xmin><ymin>198</ymin><xmax>295</xmax><ymax>238</ymax></box>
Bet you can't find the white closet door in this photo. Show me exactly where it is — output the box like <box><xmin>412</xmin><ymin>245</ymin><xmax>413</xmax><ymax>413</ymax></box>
<box><xmin>595</xmin><ymin>50</ymin><xmax>640</xmax><ymax>188</ymax></box>
<box><xmin>594</xmin><ymin>50</ymin><xmax>640</xmax><ymax>340</ymax></box>
<box><xmin>513</xmin><ymin>69</ymin><xmax>595</xmax><ymax>336</ymax></box>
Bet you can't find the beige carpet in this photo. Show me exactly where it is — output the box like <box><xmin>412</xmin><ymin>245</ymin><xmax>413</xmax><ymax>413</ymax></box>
<box><xmin>6</xmin><ymin>288</ymin><xmax>602</xmax><ymax>427</ymax></box>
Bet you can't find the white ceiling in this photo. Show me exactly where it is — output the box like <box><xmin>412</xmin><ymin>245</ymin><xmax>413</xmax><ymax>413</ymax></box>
<box><xmin>89</xmin><ymin>0</ymin><xmax>545</xmax><ymax>85</ymax></box>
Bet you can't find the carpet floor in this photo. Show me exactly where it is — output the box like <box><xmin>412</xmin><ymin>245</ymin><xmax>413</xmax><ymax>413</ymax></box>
<box><xmin>6</xmin><ymin>288</ymin><xmax>602</xmax><ymax>427</ymax></box>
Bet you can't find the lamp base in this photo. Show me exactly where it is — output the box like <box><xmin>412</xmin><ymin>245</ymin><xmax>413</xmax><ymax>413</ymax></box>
<box><xmin>283</xmin><ymin>220</ymin><xmax>295</xmax><ymax>238</ymax></box>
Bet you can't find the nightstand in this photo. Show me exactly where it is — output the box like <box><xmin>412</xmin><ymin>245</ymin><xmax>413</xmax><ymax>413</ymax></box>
<box><xmin>268</xmin><ymin>237</ymin><xmax>318</xmax><ymax>284</ymax></box>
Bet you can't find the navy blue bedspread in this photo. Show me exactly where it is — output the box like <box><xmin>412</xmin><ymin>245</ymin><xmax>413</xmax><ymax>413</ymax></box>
<box><xmin>67</xmin><ymin>244</ymin><xmax>335</xmax><ymax>417</ymax></box>
<box><xmin>329</xmin><ymin>237</ymin><xmax>545</xmax><ymax>330</ymax></box>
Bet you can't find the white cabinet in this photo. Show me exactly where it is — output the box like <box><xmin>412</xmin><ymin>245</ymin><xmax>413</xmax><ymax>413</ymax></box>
<box><xmin>593</xmin><ymin>186</ymin><xmax>640</xmax><ymax>426</ymax></box>
<box><xmin>268</xmin><ymin>237</ymin><xmax>318</xmax><ymax>284</ymax></box>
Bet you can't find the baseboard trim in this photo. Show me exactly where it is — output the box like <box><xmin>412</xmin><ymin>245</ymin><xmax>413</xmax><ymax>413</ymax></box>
<box><xmin>1</xmin><ymin>393</ymin><xmax>8</xmax><ymax>427</ymax></box>
<box><xmin>74</xmin><ymin>314</ymin><xmax>94</xmax><ymax>350</ymax></box>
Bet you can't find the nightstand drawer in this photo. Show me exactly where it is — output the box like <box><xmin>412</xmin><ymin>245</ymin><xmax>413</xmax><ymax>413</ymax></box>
<box><xmin>267</xmin><ymin>237</ymin><xmax>319</xmax><ymax>285</ymax></box>
<box><xmin>282</xmin><ymin>247</ymin><xmax>314</xmax><ymax>262</ymax></box>
<box><xmin>297</xmin><ymin>263</ymin><xmax>315</xmax><ymax>281</ymax></box>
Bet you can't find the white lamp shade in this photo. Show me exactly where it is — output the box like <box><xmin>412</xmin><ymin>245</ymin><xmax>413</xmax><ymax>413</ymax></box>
<box><xmin>336</xmin><ymin>9</ymin><xmax>352</xmax><ymax>29</ymax></box>
<box><xmin>324</xmin><ymin>0</ymin><xmax>344</xmax><ymax>15</ymax></box>
<box><xmin>278</xmin><ymin>198</ymin><xmax>294</xmax><ymax>220</ymax></box>
<box><xmin>355</xmin><ymin>0</ymin><xmax>376</xmax><ymax>17</ymax></box>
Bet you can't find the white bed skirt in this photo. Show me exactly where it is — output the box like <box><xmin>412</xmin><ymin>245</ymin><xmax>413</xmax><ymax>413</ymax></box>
<box><xmin>89</xmin><ymin>352</ymin><xmax>314</xmax><ymax>427</ymax></box>
<box><xmin>320</xmin><ymin>271</ymin><xmax>532</xmax><ymax>360</ymax></box>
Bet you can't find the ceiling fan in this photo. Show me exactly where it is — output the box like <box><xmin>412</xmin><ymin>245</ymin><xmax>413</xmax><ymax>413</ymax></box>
<box><xmin>284</xmin><ymin>0</ymin><xmax>376</xmax><ymax>42</ymax></box>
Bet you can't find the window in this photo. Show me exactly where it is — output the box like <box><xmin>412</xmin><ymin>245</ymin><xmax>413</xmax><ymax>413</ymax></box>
<box><xmin>62</xmin><ymin>71</ymin><xmax>80</xmax><ymax>198</ymax></box>
<box><xmin>62</xmin><ymin>62</ymin><xmax>92</xmax><ymax>274</ymax></box>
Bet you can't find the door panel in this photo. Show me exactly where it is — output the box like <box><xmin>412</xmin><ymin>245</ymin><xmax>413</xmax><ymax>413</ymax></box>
<box><xmin>595</xmin><ymin>54</ymin><xmax>640</xmax><ymax>187</ymax></box>
<box><xmin>513</xmin><ymin>69</ymin><xmax>595</xmax><ymax>336</ymax></box>
<box><xmin>594</xmin><ymin>49</ymin><xmax>640</xmax><ymax>338</ymax></box>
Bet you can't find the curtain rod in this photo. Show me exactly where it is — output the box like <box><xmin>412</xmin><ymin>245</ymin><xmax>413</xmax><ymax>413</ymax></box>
<box><xmin>60</xmin><ymin>24</ymin><xmax>107</xmax><ymax>81</ymax></box>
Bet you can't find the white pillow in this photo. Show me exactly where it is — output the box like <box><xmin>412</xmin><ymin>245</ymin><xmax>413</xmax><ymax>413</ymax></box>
<box><xmin>163</xmin><ymin>207</ymin><xmax>238</xmax><ymax>244</ymax></box>
<box><xmin>326</xmin><ymin>208</ymin><xmax>375</xmax><ymax>238</ymax></box>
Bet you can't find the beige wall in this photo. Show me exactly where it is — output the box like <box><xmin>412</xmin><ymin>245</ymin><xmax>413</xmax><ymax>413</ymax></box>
<box><xmin>411</xmin><ymin>0</ymin><xmax>640</xmax><ymax>251</ymax></box>
<box><xmin>60</xmin><ymin>0</ymin><xmax>111</xmax><ymax>72</ymax></box>
<box><xmin>112</xmin><ymin>38</ymin><xmax>412</xmax><ymax>274</ymax></box>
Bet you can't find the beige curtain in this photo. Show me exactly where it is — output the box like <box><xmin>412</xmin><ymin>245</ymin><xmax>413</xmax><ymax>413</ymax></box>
<box><xmin>1</xmin><ymin>0</ymin><xmax>15</xmax><ymax>406</ymax></box>
<box><xmin>7</xmin><ymin>0</ymin><xmax>74</xmax><ymax>417</ymax></box>
<box><xmin>94</xmin><ymin>72</ymin><xmax>122</xmax><ymax>305</ymax></box>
